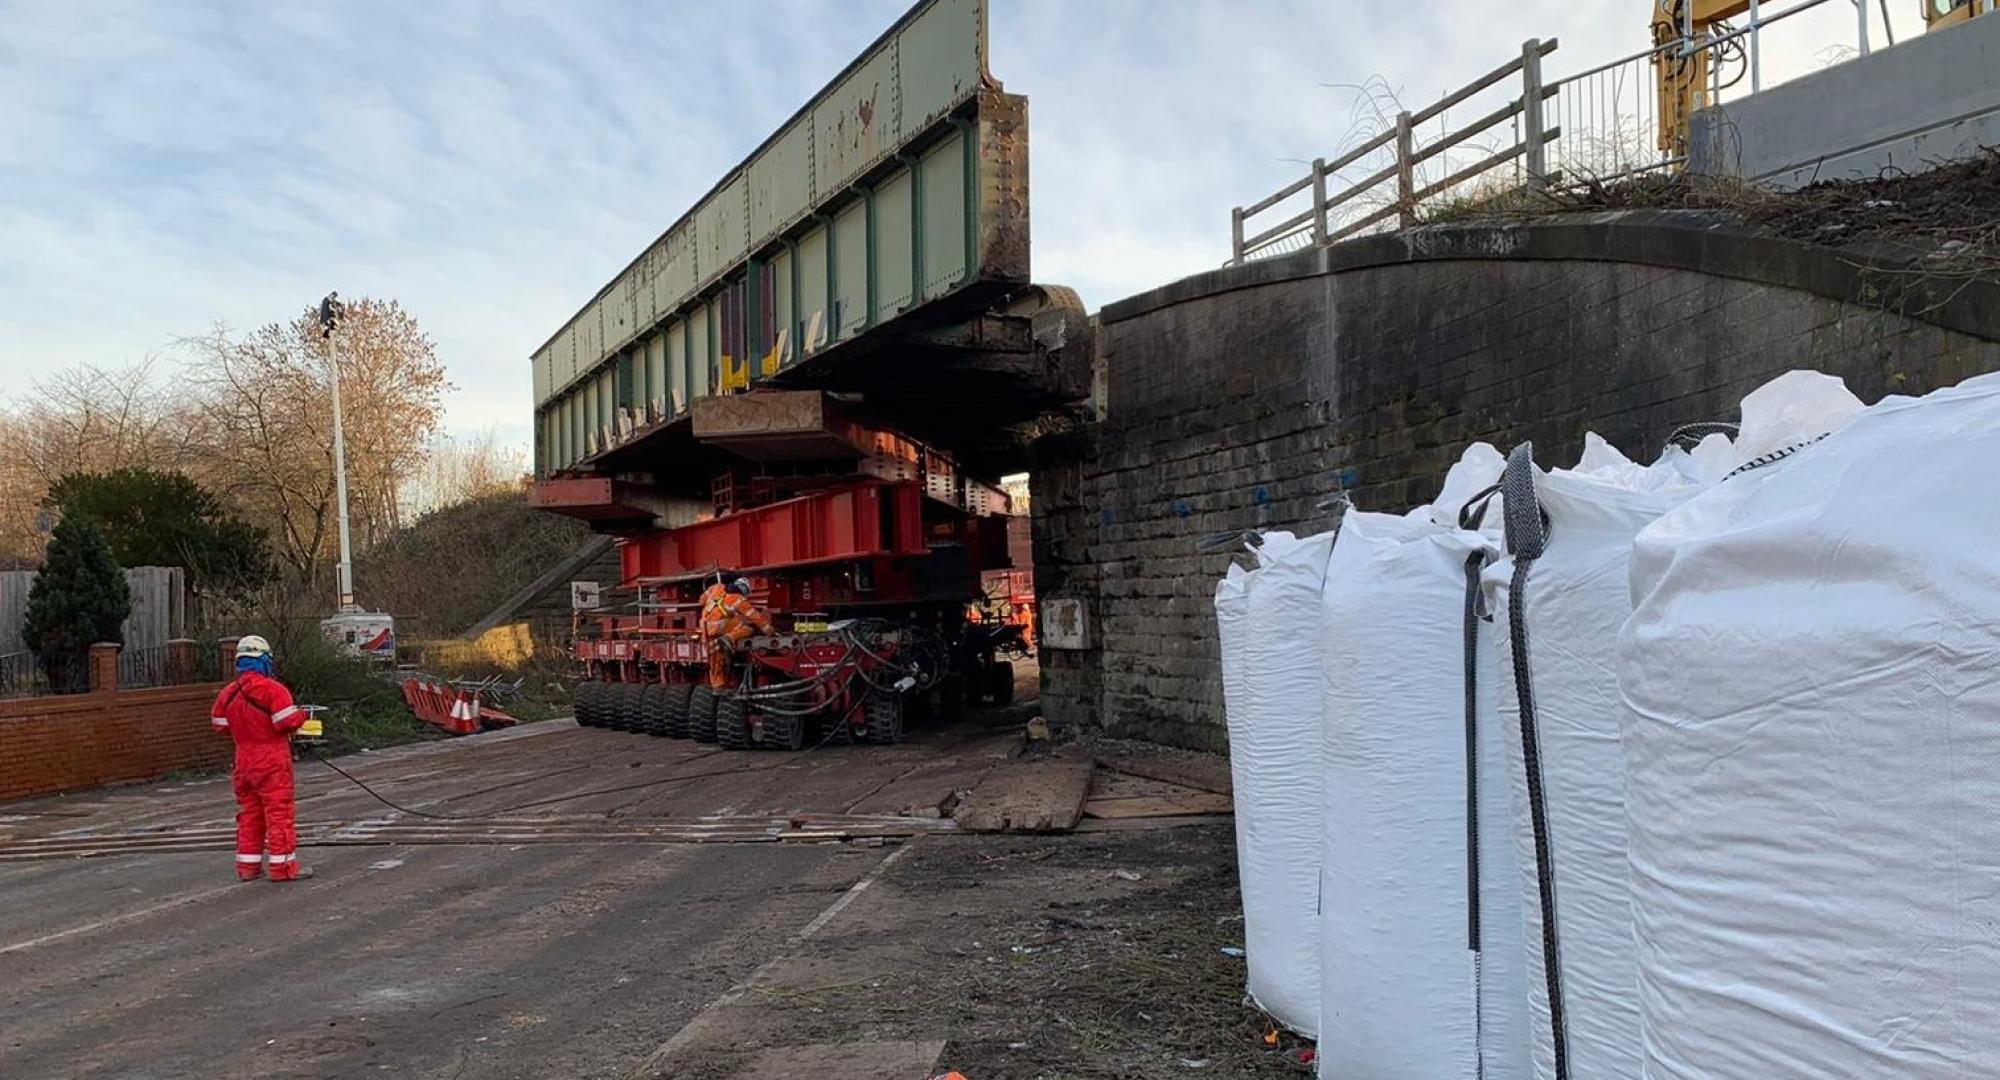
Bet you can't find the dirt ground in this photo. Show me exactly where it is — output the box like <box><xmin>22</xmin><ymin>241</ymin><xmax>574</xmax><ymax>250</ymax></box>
<box><xmin>658</xmin><ymin>827</ymin><xmax>1314</xmax><ymax>1080</ymax></box>
<box><xmin>0</xmin><ymin>668</ymin><xmax>1304</xmax><ymax>1079</ymax></box>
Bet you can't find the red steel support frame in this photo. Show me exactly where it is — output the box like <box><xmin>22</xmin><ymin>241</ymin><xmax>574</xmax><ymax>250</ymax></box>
<box><xmin>621</xmin><ymin>480</ymin><xmax>926</xmax><ymax>582</ymax></box>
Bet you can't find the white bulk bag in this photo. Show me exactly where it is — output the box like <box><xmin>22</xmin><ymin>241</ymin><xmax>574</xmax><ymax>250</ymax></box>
<box><xmin>1216</xmin><ymin>529</ymin><xmax>1334</xmax><ymax>1035</ymax></box>
<box><xmin>1317</xmin><ymin>445</ymin><xmax>1532</xmax><ymax>1080</ymax></box>
<box><xmin>1484</xmin><ymin>438</ymin><xmax>1718</xmax><ymax>1080</ymax></box>
<box><xmin>1621</xmin><ymin>371</ymin><xmax>2000</xmax><ymax>1079</ymax></box>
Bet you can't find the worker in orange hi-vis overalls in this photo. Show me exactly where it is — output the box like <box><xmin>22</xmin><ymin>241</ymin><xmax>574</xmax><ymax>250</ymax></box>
<box><xmin>210</xmin><ymin>635</ymin><xmax>312</xmax><ymax>882</ymax></box>
<box><xmin>700</xmin><ymin>577</ymin><xmax>773</xmax><ymax>689</ymax></box>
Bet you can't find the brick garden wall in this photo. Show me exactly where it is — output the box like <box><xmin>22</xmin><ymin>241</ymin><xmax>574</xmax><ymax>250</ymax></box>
<box><xmin>1034</xmin><ymin>214</ymin><xmax>2000</xmax><ymax>751</ymax></box>
<box><xmin>0</xmin><ymin>684</ymin><xmax>231</xmax><ymax>801</ymax></box>
<box><xmin>0</xmin><ymin>642</ymin><xmax>233</xmax><ymax>802</ymax></box>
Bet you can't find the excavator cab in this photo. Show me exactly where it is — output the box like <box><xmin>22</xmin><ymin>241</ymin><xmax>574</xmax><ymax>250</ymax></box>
<box><xmin>1926</xmin><ymin>0</ymin><xmax>1995</xmax><ymax>30</ymax></box>
<box><xmin>1654</xmin><ymin>0</ymin><xmax>1993</xmax><ymax>162</ymax></box>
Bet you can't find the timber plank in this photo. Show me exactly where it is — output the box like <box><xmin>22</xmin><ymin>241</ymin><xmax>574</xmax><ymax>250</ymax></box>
<box><xmin>1081</xmin><ymin>792</ymin><xmax>1236</xmax><ymax>820</ymax></box>
<box><xmin>1095</xmin><ymin>754</ymin><xmax>1234</xmax><ymax>796</ymax></box>
<box><xmin>952</xmin><ymin>754</ymin><xmax>1094</xmax><ymax>833</ymax></box>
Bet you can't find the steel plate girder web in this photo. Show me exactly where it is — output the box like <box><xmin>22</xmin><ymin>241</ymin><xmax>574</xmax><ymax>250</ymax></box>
<box><xmin>621</xmin><ymin>482</ymin><xmax>925</xmax><ymax>580</ymax></box>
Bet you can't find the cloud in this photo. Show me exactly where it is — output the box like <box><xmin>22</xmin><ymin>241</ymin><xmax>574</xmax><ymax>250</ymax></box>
<box><xmin>0</xmin><ymin>0</ymin><xmax>1928</xmax><ymax>447</ymax></box>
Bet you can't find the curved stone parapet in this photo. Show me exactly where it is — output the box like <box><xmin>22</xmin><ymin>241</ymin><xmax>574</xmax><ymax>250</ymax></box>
<box><xmin>1038</xmin><ymin>211</ymin><xmax>2000</xmax><ymax>749</ymax></box>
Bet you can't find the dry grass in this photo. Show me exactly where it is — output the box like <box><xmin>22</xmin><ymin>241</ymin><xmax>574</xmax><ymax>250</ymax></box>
<box><xmin>1422</xmin><ymin>149</ymin><xmax>2000</xmax><ymax>269</ymax></box>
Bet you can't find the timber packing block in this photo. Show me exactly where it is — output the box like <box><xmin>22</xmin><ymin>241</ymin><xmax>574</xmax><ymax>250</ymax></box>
<box><xmin>952</xmin><ymin>751</ymin><xmax>1095</xmax><ymax>833</ymax></box>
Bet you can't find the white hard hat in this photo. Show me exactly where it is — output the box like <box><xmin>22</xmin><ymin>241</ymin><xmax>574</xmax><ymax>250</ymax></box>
<box><xmin>236</xmin><ymin>635</ymin><xmax>273</xmax><ymax>659</ymax></box>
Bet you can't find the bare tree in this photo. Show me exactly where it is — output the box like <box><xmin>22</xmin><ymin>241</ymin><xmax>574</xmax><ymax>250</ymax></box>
<box><xmin>0</xmin><ymin>360</ymin><xmax>199</xmax><ymax>566</ymax></box>
<box><xmin>1</xmin><ymin>359</ymin><xmax>196</xmax><ymax>487</ymax></box>
<box><xmin>178</xmin><ymin>298</ymin><xmax>451</xmax><ymax>585</ymax></box>
<box><xmin>402</xmin><ymin>429</ymin><xmax>528</xmax><ymax>519</ymax></box>
<box><xmin>4</xmin><ymin>299</ymin><xmax>452</xmax><ymax>593</ymax></box>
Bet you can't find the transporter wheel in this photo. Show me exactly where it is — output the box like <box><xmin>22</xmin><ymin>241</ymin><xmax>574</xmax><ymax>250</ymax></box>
<box><xmin>639</xmin><ymin>684</ymin><xmax>669</xmax><ymax>737</ymax></box>
<box><xmin>613</xmin><ymin>684</ymin><xmax>645</xmax><ymax>732</ymax></box>
<box><xmin>689</xmin><ymin>687</ymin><xmax>719</xmax><ymax>744</ymax></box>
<box><xmin>573</xmin><ymin>681</ymin><xmax>603</xmax><ymax>728</ymax></box>
<box><xmin>663</xmin><ymin>684</ymin><xmax>693</xmax><ymax>739</ymax></box>
<box><xmin>762</xmin><ymin>711</ymin><xmax>807</xmax><ymax>752</ymax></box>
<box><xmin>864</xmin><ymin>694</ymin><xmax>905</xmax><ymax>745</ymax></box>
<box><xmin>596</xmin><ymin>683</ymin><xmax>624</xmax><ymax>730</ymax></box>
<box><xmin>715</xmin><ymin>695</ymin><xmax>750</xmax><ymax>750</ymax></box>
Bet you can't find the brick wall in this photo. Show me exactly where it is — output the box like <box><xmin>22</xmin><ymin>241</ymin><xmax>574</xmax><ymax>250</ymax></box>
<box><xmin>0</xmin><ymin>684</ymin><xmax>232</xmax><ymax>801</ymax></box>
<box><xmin>1035</xmin><ymin>215</ymin><xmax>2000</xmax><ymax>751</ymax></box>
<box><xmin>0</xmin><ymin>641</ymin><xmax>237</xmax><ymax>801</ymax></box>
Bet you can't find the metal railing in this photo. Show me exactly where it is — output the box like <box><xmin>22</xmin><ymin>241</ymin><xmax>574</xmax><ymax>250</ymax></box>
<box><xmin>117</xmin><ymin>641</ymin><xmax>221</xmax><ymax>691</ymax></box>
<box><xmin>1229</xmin><ymin>0</ymin><xmax>1878</xmax><ymax>264</ymax></box>
<box><xmin>1548</xmin><ymin>0</ymin><xmax>1861</xmax><ymax>185</ymax></box>
<box><xmin>1230</xmin><ymin>39</ymin><xmax>1560</xmax><ymax>264</ymax></box>
<box><xmin>0</xmin><ymin>651</ymin><xmax>88</xmax><ymax>698</ymax></box>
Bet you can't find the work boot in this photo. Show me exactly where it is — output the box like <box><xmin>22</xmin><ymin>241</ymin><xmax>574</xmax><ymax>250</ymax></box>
<box><xmin>272</xmin><ymin>866</ymin><xmax>314</xmax><ymax>882</ymax></box>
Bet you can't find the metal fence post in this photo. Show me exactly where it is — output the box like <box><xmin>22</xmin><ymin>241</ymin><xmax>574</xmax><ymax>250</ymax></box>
<box><xmin>1855</xmin><ymin>0</ymin><xmax>1869</xmax><ymax>56</ymax></box>
<box><xmin>1230</xmin><ymin>206</ymin><xmax>1245</xmax><ymax>265</ymax></box>
<box><xmin>166</xmin><ymin>638</ymin><xmax>196</xmax><ymax>686</ymax></box>
<box><xmin>1395</xmin><ymin>111</ymin><xmax>1416</xmax><ymax>228</ymax></box>
<box><xmin>1522</xmin><ymin>39</ymin><xmax>1548</xmax><ymax>192</ymax></box>
<box><xmin>1310</xmin><ymin>158</ymin><xmax>1329</xmax><ymax>244</ymax></box>
<box><xmin>1748</xmin><ymin>0</ymin><xmax>1762</xmax><ymax>92</ymax></box>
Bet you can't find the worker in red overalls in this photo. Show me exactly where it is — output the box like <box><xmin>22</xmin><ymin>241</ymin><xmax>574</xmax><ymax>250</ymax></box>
<box><xmin>700</xmin><ymin>576</ymin><xmax>772</xmax><ymax>688</ymax></box>
<box><xmin>210</xmin><ymin>635</ymin><xmax>311</xmax><ymax>882</ymax></box>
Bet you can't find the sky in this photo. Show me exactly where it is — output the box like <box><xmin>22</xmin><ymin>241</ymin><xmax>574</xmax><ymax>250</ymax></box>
<box><xmin>0</xmin><ymin>0</ymin><xmax>1928</xmax><ymax>451</ymax></box>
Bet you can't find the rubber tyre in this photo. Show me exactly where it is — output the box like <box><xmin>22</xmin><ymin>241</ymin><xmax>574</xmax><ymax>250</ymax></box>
<box><xmin>612</xmin><ymin>684</ymin><xmax>636</xmax><ymax>736</ymax></box>
<box><xmin>606</xmin><ymin>684</ymin><xmax>636</xmax><ymax>732</ymax></box>
<box><xmin>574</xmin><ymin>681</ymin><xmax>602</xmax><ymax>728</ymax></box>
<box><xmin>763</xmin><ymin>711</ymin><xmax>807</xmax><ymax>751</ymax></box>
<box><xmin>989</xmin><ymin>660</ymin><xmax>1016</xmax><ymax>706</ymax></box>
<box><xmin>864</xmin><ymin>694</ymin><xmax>905</xmax><ymax>745</ymax></box>
<box><xmin>595</xmin><ymin>683</ymin><xmax>622</xmax><ymax>730</ymax></box>
<box><xmin>639</xmin><ymin>684</ymin><xmax>669</xmax><ymax>737</ymax></box>
<box><xmin>689</xmin><ymin>687</ymin><xmax>719</xmax><ymax>744</ymax></box>
<box><xmin>663</xmin><ymin>684</ymin><xmax>693</xmax><ymax>739</ymax></box>
<box><xmin>715</xmin><ymin>695</ymin><xmax>750</xmax><ymax>750</ymax></box>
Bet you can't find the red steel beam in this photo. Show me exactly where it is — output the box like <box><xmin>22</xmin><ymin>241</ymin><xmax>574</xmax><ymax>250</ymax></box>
<box><xmin>530</xmin><ymin>476</ymin><xmax>656</xmax><ymax>525</ymax></box>
<box><xmin>622</xmin><ymin>481</ymin><xmax>925</xmax><ymax>581</ymax></box>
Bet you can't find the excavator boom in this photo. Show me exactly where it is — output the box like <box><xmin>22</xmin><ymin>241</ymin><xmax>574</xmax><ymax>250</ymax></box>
<box><xmin>1651</xmin><ymin>1</ymin><xmax>1753</xmax><ymax>159</ymax></box>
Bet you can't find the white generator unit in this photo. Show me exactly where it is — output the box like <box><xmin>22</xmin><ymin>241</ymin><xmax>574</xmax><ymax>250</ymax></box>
<box><xmin>321</xmin><ymin>611</ymin><xmax>396</xmax><ymax>663</ymax></box>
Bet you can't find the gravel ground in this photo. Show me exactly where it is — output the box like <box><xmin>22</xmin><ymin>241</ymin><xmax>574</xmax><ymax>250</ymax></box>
<box><xmin>663</xmin><ymin>824</ymin><xmax>1313</xmax><ymax>1079</ymax></box>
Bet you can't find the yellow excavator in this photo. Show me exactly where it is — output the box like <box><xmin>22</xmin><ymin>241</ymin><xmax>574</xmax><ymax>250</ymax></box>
<box><xmin>1925</xmin><ymin>0</ymin><xmax>1997</xmax><ymax>29</ymax></box>
<box><xmin>1653</xmin><ymin>0</ymin><xmax>1994</xmax><ymax>159</ymax></box>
